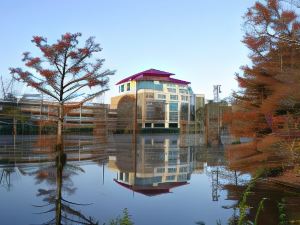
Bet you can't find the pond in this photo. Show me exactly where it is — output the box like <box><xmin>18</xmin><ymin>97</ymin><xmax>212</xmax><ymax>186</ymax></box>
<box><xmin>0</xmin><ymin>134</ymin><xmax>299</xmax><ymax>225</ymax></box>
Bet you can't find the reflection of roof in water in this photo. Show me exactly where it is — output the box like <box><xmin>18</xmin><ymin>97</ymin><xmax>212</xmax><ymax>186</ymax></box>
<box><xmin>114</xmin><ymin>179</ymin><xmax>188</xmax><ymax>196</ymax></box>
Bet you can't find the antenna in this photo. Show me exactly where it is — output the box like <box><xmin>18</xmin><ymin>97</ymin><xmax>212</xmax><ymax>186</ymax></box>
<box><xmin>213</xmin><ymin>85</ymin><xmax>221</xmax><ymax>102</ymax></box>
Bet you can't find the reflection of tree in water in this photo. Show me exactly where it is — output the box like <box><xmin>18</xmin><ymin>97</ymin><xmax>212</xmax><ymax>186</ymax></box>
<box><xmin>0</xmin><ymin>165</ymin><xmax>24</xmax><ymax>191</ymax></box>
<box><xmin>32</xmin><ymin>152</ymin><xmax>99</xmax><ymax>225</ymax></box>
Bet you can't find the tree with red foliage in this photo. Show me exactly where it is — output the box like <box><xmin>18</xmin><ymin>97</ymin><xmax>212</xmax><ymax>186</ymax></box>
<box><xmin>10</xmin><ymin>33</ymin><xmax>115</xmax><ymax>146</ymax></box>
<box><xmin>231</xmin><ymin>0</ymin><xmax>300</xmax><ymax>139</ymax></box>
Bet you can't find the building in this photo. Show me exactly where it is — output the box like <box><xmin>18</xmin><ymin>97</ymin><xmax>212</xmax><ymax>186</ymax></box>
<box><xmin>111</xmin><ymin>69</ymin><xmax>204</xmax><ymax>132</ymax></box>
<box><xmin>0</xmin><ymin>94</ymin><xmax>114</xmax><ymax>137</ymax></box>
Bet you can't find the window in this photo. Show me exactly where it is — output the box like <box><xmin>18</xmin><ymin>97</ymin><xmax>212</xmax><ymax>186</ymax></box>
<box><xmin>157</xmin><ymin>94</ymin><xmax>166</xmax><ymax>100</ymax></box>
<box><xmin>145</xmin><ymin>123</ymin><xmax>152</xmax><ymax>128</ymax></box>
<box><xmin>136</xmin><ymin>176</ymin><xmax>162</xmax><ymax>185</ymax></box>
<box><xmin>137</xmin><ymin>81</ymin><xmax>163</xmax><ymax>91</ymax></box>
<box><xmin>154</xmin><ymin>123</ymin><xmax>165</xmax><ymax>128</ymax></box>
<box><xmin>146</xmin><ymin>93</ymin><xmax>154</xmax><ymax>99</ymax></box>
<box><xmin>146</xmin><ymin>101</ymin><xmax>165</xmax><ymax>120</ymax></box>
<box><xmin>169</xmin><ymin>112</ymin><xmax>178</xmax><ymax>121</ymax></box>
<box><xmin>167</xmin><ymin>88</ymin><xmax>177</xmax><ymax>93</ymax></box>
<box><xmin>179</xmin><ymin>167</ymin><xmax>188</xmax><ymax>172</ymax></box>
<box><xmin>120</xmin><ymin>84</ymin><xmax>124</xmax><ymax>92</ymax></box>
<box><xmin>125</xmin><ymin>173</ymin><xmax>129</xmax><ymax>182</ymax></box>
<box><xmin>157</xmin><ymin>168</ymin><xmax>165</xmax><ymax>173</ymax></box>
<box><xmin>179</xmin><ymin>89</ymin><xmax>188</xmax><ymax>94</ymax></box>
<box><xmin>181</xmin><ymin>103</ymin><xmax>189</xmax><ymax>120</ymax></box>
<box><xmin>145</xmin><ymin>139</ymin><xmax>152</xmax><ymax>144</ymax></box>
<box><xmin>168</xmin><ymin>167</ymin><xmax>177</xmax><ymax>173</ymax></box>
<box><xmin>127</xmin><ymin>83</ymin><xmax>130</xmax><ymax>91</ymax></box>
<box><xmin>169</xmin><ymin>123</ymin><xmax>178</xmax><ymax>128</ymax></box>
<box><xmin>167</xmin><ymin>83</ymin><xmax>176</xmax><ymax>87</ymax></box>
<box><xmin>166</xmin><ymin>175</ymin><xmax>175</xmax><ymax>181</ymax></box>
<box><xmin>181</xmin><ymin>95</ymin><xmax>188</xmax><ymax>101</ymax></box>
<box><xmin>170</xmin><ymin>95</ymin><xmax>178</xmax><ymax>100</ymax></box>
<box><xmin>169</xmin><ymin>103</ymin><xmax>178</xmax><ymax>111</ymax></box>
<box><xmin>177</xmin><ymin>174</ymin><xmax>187</xmax><ymax>181</ymax></box>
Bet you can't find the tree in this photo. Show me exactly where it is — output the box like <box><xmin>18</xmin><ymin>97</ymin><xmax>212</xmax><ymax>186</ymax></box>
<box><xmin>10</xmin><ymin>33</ymin><xmax>115</xmax><ymax>146</ymax></box>
<box><xmin>231</xmin><ymin>0</ymin><xmax>300</xmax><ymax>138</ymax></box>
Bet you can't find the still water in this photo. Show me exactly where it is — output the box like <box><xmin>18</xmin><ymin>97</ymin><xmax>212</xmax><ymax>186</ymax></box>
<box><xmin>0</xmin><ymin>134</ymin><xmax>299</xmax><ymax>225</ymax></box>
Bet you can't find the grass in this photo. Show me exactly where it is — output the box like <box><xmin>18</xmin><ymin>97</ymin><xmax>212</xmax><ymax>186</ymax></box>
<box><xmin>278</xmin><ymin>199</ymin><xmax>288</xmax><ymax>225</ymax></box>
<box><xmin>238</xmin><ymin>169</ymin><xmax>265</xmax><ymax>225</ymax></box>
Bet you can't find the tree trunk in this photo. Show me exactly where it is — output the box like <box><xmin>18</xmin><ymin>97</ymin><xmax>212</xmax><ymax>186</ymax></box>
<box><xmin>57</xmin><ymin>103</ymin><xmax>64</xmax><ymax>148</ymax></box>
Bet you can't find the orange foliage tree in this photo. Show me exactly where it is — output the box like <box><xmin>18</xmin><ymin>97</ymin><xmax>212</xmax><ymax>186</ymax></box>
<box><xmin>10</xmin><ymin>33</ymin><xmax>115</xmax><ymax>146</ymax></box>
<box><xmin>231</xmin><ymin>0</ymin><xmax>300</xmax><ymax>139</ymax></box>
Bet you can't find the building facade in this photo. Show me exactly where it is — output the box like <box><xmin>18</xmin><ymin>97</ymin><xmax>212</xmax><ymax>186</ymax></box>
<box><xmin>111</xmin><ymin>69</ymin><xmax>203</xmax><ymax>131</ymax></box>
<box><xmin>0</xmin><ymin>94</ymin><xmax>113</xmax><ymax>137</ymax></box>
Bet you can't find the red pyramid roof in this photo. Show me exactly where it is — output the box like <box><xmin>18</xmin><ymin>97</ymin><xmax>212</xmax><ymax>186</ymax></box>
<box><xmin>116</xmin><ymin>69</ymin><xmax>174</xmax><ymax>85</ymax></box>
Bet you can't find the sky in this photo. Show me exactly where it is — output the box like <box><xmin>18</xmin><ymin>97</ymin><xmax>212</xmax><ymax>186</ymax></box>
<box><xmin>0</xmin><ymin>0</ymin><xmax>255</xmax><ymax>102</ymax></box>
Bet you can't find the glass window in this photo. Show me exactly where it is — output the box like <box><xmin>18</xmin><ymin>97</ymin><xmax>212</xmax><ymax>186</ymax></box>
<box><xmin>157</xmin><ymin>94</ymin><xmax>166</xmax><ymax>99</ymax></box>
<box><xmin>157</xmin><ymin>168</ymin><xmax>165</xmax><ymax>173</ymax></box>
<box><xmin>127</xmin><ymin>83</ymin><xmax>130</xmax><ymax>91</ymax></box>
<box><xmin>154</xmin><ymin>123</ymin><xmax>165</xmax><ymax>128</ymax></box>
<box><xmin>170</xmin><ymin>95</ymin><xmax>178</xmax><ymax>100</ymax></box>
<box><xmin>146</xmin><ymin>101</ymin><xmax>165</xmax><ymax>120</ymax></box>
<box><xmin>167</xmin><ymin>83</ymin><xmax>176</xmax><ymax>87</ymax></box>
<box><xmin>169</xmin><ymin>112</ymin><xmax>178</xmax><ymax>121</ymax></box>
<box><xmin>167</xmin><ymin>88</ymin><xmax>177</xmax><ymax>93</ymax></box>
<box><xmin>137</xmin><ymin>81</ymin><xmax>163</xmax><ymax>91</ymax></box>
<box><xmin>169</xmin><ymin>103</ymin><xmax>178</xmax><ymax>111</ymax></box>
<box><xmin>146</xmin><ymin>93</ymin><xmax>154</xmax><ymax>99</ymax></box>
<box><xmin>169</xmin><ymin>123</ymin><xmax>178</xmax><ymax>128</ymax></box>
<box><xmin>145</xmin><ymin>123</ymin><xmax>152</xmax><ymax>128</ymax></box>
<box><xmin>181</xmin><ymin>95</ymin><xmax>188</xmax><ymax>101</ymax></box>
<box><xmin>177</xmin><ymin>174</ymin><xmax>187</xmax><ymax>181</ymax></box>
<box><xmin>120</xmin><ymin>84</ymin><xmax>124</xmax><ymax>92</ymax></box>
<box><xmin>166</xmin><ymin>175</ymin><xmax>176</xmax><ymax>181</ymax></box>
<box><xmin>168</xmin><ymin>167</ymin><xmax>177</xmax><ymax>173</ymax></box>
<box><xmin>181</xmin><ymin>103</ymin><xmax>189</xmax><ymax>120</ymax></box>
<box><xmin>179</xmin><ymin>167</ymin><xmax>188</xmax><ymax>172</ymax></box>
<box><xmin>179</xmin><ymin>89</ymin><xmax>188</xmax><ymax>94</ymax></box>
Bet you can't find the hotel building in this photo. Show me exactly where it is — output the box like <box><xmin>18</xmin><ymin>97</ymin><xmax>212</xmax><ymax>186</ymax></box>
<box><xmin>111</xmin><ymin>69</ymin><xmax>204</xmax><ymax>131</ymax></box>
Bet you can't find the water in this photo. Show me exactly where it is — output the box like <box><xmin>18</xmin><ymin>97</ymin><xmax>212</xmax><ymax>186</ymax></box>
<box><xmin>0</xmin><ymin>134</ymin><xmax>299</xmax><ymax>225</ymax></box>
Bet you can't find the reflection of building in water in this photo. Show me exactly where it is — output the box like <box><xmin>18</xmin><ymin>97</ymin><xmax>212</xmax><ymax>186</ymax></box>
<box><xmin>108</xmin><ymin>135</ymin><xmax>197</xmax><ymax>196</ymax></box>
<box><xmin>204</xmin><ymin>101</ymin><xmax>232</xmax><ymax>146</ymax></box>
<box><xmin>110</xmin><ymin>69</ymin><xmax>205</xmax><ymax>133</ymax></box>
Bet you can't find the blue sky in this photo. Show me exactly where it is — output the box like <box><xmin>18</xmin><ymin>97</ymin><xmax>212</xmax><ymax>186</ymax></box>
<box><xmin>0</xmin><ymin>0</ymin><xmax>254</xmax><ymax>102</ymax></box>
